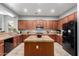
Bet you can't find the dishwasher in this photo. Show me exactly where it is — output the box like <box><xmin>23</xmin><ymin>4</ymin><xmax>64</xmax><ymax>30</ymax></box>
<box><xmin>4</xmin><ymin>38</ymin><xmax>13</xmax><ymax>55</ymax></box>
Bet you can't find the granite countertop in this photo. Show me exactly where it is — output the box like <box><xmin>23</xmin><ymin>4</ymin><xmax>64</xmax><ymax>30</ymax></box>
<box><xmin>24</xmin><ymin>35</ymin><xmax>54</xmax><ymax>42</ymax></box>
<box><xmin>21</xmin><ymin>31</ymin><xmax>62</xmax><ymax>36</ymax></box>
<box><xmin>0</xmin><ymin>32</ymin><xmax>21</xmax><ymax>40</ymax></box>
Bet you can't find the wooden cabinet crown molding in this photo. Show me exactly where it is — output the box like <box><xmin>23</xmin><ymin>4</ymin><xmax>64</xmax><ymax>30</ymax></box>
<box><xmin>57</xmin><ymin>12</ymin><xmax>77</xmax><ymax>30</ymax></box>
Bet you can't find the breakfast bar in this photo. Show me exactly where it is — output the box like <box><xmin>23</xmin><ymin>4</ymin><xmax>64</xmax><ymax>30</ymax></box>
<box><xmin>24</xmin><ymin>35</ymin><xmax>54</xmax><ymax>56</ymax></box>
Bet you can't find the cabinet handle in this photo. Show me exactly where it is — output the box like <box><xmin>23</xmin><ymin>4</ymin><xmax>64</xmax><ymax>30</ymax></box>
<box><xmin>36</xmin><ymin>45</ymin><xmax>39</xmax><ymax>49</ymax></box>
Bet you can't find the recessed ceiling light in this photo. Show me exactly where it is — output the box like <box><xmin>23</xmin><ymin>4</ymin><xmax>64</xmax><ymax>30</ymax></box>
<box><xmin>24</xmin><ymin>9</ymin><xmax>28</xmax><ymax>12</ymax></box>
<box><xmin>37</xmin><ymin>9</ymin><xmax>42</xmax><ymax>13</ymax></box>
<box><xmin>51</xmin><ymin>9</ymin><xmax>55</xmax><ymax>13</ymax></box>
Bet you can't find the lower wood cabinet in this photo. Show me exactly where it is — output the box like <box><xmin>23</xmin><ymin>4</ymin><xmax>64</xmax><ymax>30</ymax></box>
<box><xmin>24</xmin><ymin>42</ymin><xmax>54</xmax><ymax>56</ymax></box>
<box><xmin>22</xmin><ymin>35</ymin><xmax>29</xmax><ymax>41</ymax></box>
<box><xmin>13</xmin><ymin>36</ymin><xmax>18</xmax><ymax>47</ymax></box>
<box><xmin>49</xmin><ymin>35</ymin><xmax>63</xmax><ymax>45</ymax></box>
<box><xmin>56</xmin><ymin>35</ymin><xmax>63</xmax><ymax>45</ymax></box>
<box><xmin>49</xmin><ymin>35</ymin><xmax>56</xmax><ymax>41</ymax></box>
<box><xmin>0</xmin><ymin>40</ymin><xmax>4</xmax><ymax>56</ymax></box>
<box><xmin>13</xmin><ymin>35</ymin><xmax>22</xmax><ymax>48</ymax></box>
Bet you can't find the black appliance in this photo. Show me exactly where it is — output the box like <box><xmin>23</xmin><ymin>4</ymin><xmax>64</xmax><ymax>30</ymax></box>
<box><xmin>4</xmin><ymin>38</ymin><xmax>13</xmax><ymax>55</ymax></box>
<box><xmin>62</xmin><ymin>20</ymin><xmax>77</xmax><ymax>56</ymax></box>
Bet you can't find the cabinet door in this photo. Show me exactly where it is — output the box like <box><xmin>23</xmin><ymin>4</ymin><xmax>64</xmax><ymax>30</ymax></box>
<box><xmin>49</xmin><ymin>20</ymin><xmax>53</xmax><ymax>29</ymax></box>
<box><xmin>43</xmin><ymin>20</ymin><xmax>47</xmax><ymax>29</ymax></box>
<box><xmin>32</xmin><ymin>21</ymin><xmax>36</xmax><ymax>29</ymax></box>
<box><xmin>39</xmin><ymin>42</ymin><xmax>54</xmax><ymax>56</ymax></box>
<box><xmin>56</xmin><ymin>35</ymin><xmax>63</xmax><ymax>45</ymax></box>
<box><xmin>24</xmin><ymin>42</ymin><xmax>39</xmax><ymax>56</ymax></box>
<box><xmin>22</xmin><ymin>21</ymin><xmax>27</xmax><ymax>30</ymax></box>
<box><xmin>17</xmin><ymin>36</ymin><xmax>21</xmax><ymax>45</ymax></box>
<box><xmin>24</xmin><ymin>42</ymin><xmax>54</xmax><ymax>56</ymax></box>
<box><xmin>0</xmin><ymin>42</ymin><xmax>4</xmax><ymax>56</ymax></box>
<box><xmin>13</xmin><ymin>36</ymin><xmax>18</xmax><ymax>47</ymax></box>
<box><xmin>57</xmin><ymin>20</ymin><xmax>63</xmax><ymax>29</ymax></box>
<box><xmin>74</xmin><ymin>12</ymin><xmax>77</xmax><ymax>20</ymax></box>
<box><xmin>18</xmin><ymin>20</ymin><xmax>23</xmax><ymax>30</ymax></box>
<box><xmin>49</xmin><ymin>35</ymin><xmax>56</xmax><ymax>41</ymax></box>
<box><xmin>68</xmin><ymin>13</ymin><xmax>75</xmax><ymax>22</ymax></box>
<box><xmin>52</xmin><ymin>21</ymin><xmax>58</xmax><ymax>30</ymax></box>
<box><xmin>46</xmin><ymin>20</ymin><xmax>50</xmax><ymax>29</ymax></box>
<box><xmin>19</xmin><ymin>35</ymin><xmax>23</xmax><ymax>43</ymax></box>
<box><xmin>62</xmin><ymin>17</ymin><xmax>68</xmax><ymax>24</ymax></box>
<box><xmin>18</xmin><ymin>20</ymin><xmax>27</xmax><ymax>30</ymax></box>
<box><xmin>22</xmin><ymin>35</ymin><xmax>29</xmax><ymax>41</ymax></box>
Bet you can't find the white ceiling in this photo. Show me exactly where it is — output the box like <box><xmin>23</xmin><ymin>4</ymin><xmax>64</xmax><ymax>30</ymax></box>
<box><xmin>4</xmin><ymin>3</ymin><xmax>77</xmax><ymax>17</ymax></box>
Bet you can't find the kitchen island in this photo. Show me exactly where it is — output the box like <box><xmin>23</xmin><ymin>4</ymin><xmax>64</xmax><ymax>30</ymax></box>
<box><xmin>24</xmin><ymin>35</ymin><xmax>54</xmax><ymax>56</ymax></box>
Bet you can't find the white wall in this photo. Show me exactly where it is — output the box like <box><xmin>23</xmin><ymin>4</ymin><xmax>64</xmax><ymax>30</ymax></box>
<box><xmin>0</xmin><ymin>14</ymin><xmax>5</xmax><ymax>32</ymax></box>
<box><xmin>0</xmin><ymin>4</ymin><xmax>18</xmax><ymax>32</ymax></box>
<box><xmin>0</xmin><ymin>15</ymin><xmax>3</xmax><ymax>29</ymax></box>
<box><xmin>4</xmin><ymin>15</ymin><xmax>18</xmax><ymax>32</ymax></box>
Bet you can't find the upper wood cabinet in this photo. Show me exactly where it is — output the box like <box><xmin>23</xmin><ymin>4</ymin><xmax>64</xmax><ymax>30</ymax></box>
<box><xmin>52</xmin><ymin>21</ymin><xmax>58</xmax><ymax>30</ymax></box>
<box><xmin>18</xmin><ymin>20</ymin><xmax>59</xmax><ymax>30</ymax></box>
<box><xmin>43</xmin><ymin>20</ymin><xmax>58</xmax><ymax>30</ymax></box>
<box><xmin>68</xmin><ymin>13</ymin><xmax>75</xmax><ymax>22</ymax></box>
<box><xmin>62</xmin><ymin>17</ymin><xmax>68</xmax><ymax>24</ymax></box>
<box><xmin>57</xmin><ymin>19</ymin><xmax>63</xmax><ymax>29</ymax></box>
<box><xmin>57</xmin><ymin>12</ymin><xmax>77</xmax><ymax>30</ymax></box>
<box><xmin>74</xmin><ymin>12</ymin><xmax>77</xmax><ymax>19</ymax></box>
<box><xmin>18</xmin><ymin>20</ymin><xmax>27</xmax><ymax>30</ymax></box>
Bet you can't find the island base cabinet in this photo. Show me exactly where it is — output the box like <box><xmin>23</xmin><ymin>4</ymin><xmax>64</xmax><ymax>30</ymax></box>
<box><xmin>0</xmin><ymin>41</ymin><xmax>4</xmax><ymax>56</ymax></box>
<box><xmin>22</xmin><ymin>35</ymin><xmax>29</xmax><ymax>41</ymax></box>
<box><xmin>24</xmin><ymin>42</ymin><xmax>54</xmax><ymax>56</ymax></box>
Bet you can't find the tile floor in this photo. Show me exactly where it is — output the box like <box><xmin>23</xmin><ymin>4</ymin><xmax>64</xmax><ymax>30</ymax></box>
<box><xmin>6</xmin><ymin>42</ymin><xmax>71</xmax><ymax>56</ymax></box>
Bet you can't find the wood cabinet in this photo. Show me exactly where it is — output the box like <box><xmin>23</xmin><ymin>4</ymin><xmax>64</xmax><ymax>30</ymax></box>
<box><xmin>18</xmin><ymin>20</ymin><xmax>58</xmax><ymax>30</ymax></box>
<box><xmin>18</xmin><ymin>12</ymin><xmax>77</xmax><ymax>30</ymax></box>
<box><xmin>56</xmin><ymin>35</ymin><xmax>63</xmax><ymax>45</ymax></box>
<box><xmin>74</xmin><ymin>12</ymin><xmax>77</xmax><ymax>19</ymax></box>
<box><xmin>57</xmin><ymin>19</ymin><xmax>63</xmax><ymax>29</ymax></box>
<box><xmin>43</xmin><ymin>20</ymin><xmax>47</xmax><ymax>29</ymax></box>
<box><xmin>68</xmin><ymin>13</ymin><xmax>75</xmax><ymax>22</ymax></box>
<box><xmin>24</xmin><ymin>36</ymin><xmax>54</xmax><ymax>56</ymax></box>
<box><xmin>18</xmin><ymin>20</ymin><xmax>27</xmax><ymax>30</ymax></box>
<box><xmin>49</xmin><ymin>35</ymin><xmax>56</xmax><ymax>41</ymax></box>
<box><xmin>22</xmin><ymin>35</ymin><xmax>29</xmax><ymax>41</ymax></box>
<box><xmin>0</xmin><ymin>40</ymin><xmax>4</xmax><ymax>56</ymax></box>
<box><xmin>13</xmin><ymin>36</ymin><xmax>18</xmax><ymax>47</ymax></box>
<box><xmin>13</xmin><ymin>35</ymin><xmax>22</xmax><ymax>48</ymax></box>
<box><xmin>24</xmin><ymin>42</ymin><xmax>54</xmax><ymax>56</ymax></box>
<box><xmin>57</xmin><ymin>12</ymin><xmax>76</xmax><ymax>30</ymax></box>
<box><xmin>49</xmin><ymin>35</ymin><xmax>63</xmax><ymax>45</ymax></box>
<box><xmin>62</xmin><ymin>17</ymin><xmax>68</xmax><ymax>24</ymax></box>
<box><xmin>52</xmin><ymin>21</ymin><xmax>58</xmax><ymax>30</ymax></box>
